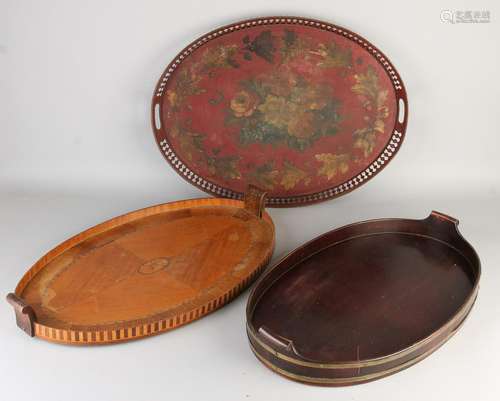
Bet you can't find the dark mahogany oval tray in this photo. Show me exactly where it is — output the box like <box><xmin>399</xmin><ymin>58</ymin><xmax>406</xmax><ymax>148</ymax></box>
<box><xmin>246</xmin><ymin>211</ymin><xmax>480</xmax><ymax>385</ymax></box>
<box><xmin>7</xmin><ymin>188</ymin><xmax>274</xmax><ymax>344</ymax></box>
<box><xmin>152</xmin><ymin>17</ymin><xmax>408</xmax><ymax>207</ymax></box>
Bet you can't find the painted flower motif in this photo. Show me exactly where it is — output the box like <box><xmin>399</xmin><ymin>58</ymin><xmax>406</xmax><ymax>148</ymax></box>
<box><xmin>290</xmin><ymin>85</ymin><xmax>329</xmax><ymax>111</ymax></box>
<box><xmin>351</xmin><ymin>66</ymin><xmax>390</xmax><ymax>157</ymax></box>
<box><xmin>207</xmin><ymin>156</ymin><xmax>241</xmax><ymax>180</ymax></box>
<box><xmin>315</xmin><ymin>153</ymin><xmax>350</xmax><ymax>180</ymax></box>
<box><xmin>200</xmin><ymin>44</ymin><xmax>239</xmax><ymax>70</ymax></box>
<box><xmin>218</xmin><ymin>32</ymin><xmax>347</xmax><ymax>151</ymax></box>
<box><xmin>233</xmin><ymin>80</ymin><xmax>339</xmax><ymax>149</ymax></box>
<box><xmin>373</xmin><ymin>119</ymin><xmax>385</xmax><ymax>134</ymax></box>
<box><xmin>249</xmin><ymin>162</ymin><xmax>279</xmax><ymax>190</ymax></box>
<box><xmin>230</xmin><ymin>91</ymin><xmax>259</xmax><ymax>117</ymax></box>
<box><xmin>287</xmin><ymin>111</ymin><xmax>315</xmax><ymax>139</ymax></box>
<box><xmin>312</xmin><ymin>42</ymin><xmax>352</xmax><ymax>68</ymax></box>
<box><xmin>179</xmin><ymin>132</ymin><xmax>204</xmax><ymax>162</ymax></box>
<box><xmin>353</xmin><ymin>128</ymin><xmax>376</xmax><ymax>157</ymax></box>
<box><xmin>352</xmin><ymin>67</ymin><xmax>379</xmax><ymax>99</ymax></box>
<box><xmin>377</xmin><ymin>90</ymin><xmax>389</xmax><ymax>117</ymax></box>
<box><xmin>169</xmin><ymin>68</ymin><xmax>205</xmax><ymax>110</ymax></box>
<box><xmin>166</xmin><ymin>90</ymin><xmax>177</xmax><ymax>108</ymax></box>
<box><xmin>258</xmin><ymin>95</ymin><xmax>297</xmax><ymax>128</ymax></box>
<box><xmin>164</xmin><ymin>27</ymin><xmax>395</xmax><ymax>193</ymax></box>
<box><xmin>280</xmin><ymin>161</ymin><xmax>309</xmax><ymax>190</ymax></box>
<box><xmin>260</xmin><ymin>67</ymin><xmax>298</xmax><ymax>97</ymax></box>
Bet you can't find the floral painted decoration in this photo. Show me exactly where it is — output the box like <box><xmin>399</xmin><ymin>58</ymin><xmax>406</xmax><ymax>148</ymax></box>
<box><xmin>155</xmin><ymin>21</ymin><xmax>402</xmax><ymax>201</ymax></box>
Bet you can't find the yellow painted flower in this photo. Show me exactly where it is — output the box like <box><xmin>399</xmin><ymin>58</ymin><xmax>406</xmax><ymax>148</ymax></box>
<box><xmin>230</xmin><ymin>90</ymin><xmax>259</xmax><ymax>117</ymax></box>
<box><xmin>373</xmin><ymin>119</ymin><xmax>385</xmax><ymax>134</ymax></box>
<box><xmin>179</xmin><ymin>133</ymin><xmax>201</xmax><ymax>162</ymax></box>
<box><xmin>315</xmin><ymin>153</ymin><xmax>350</xmax><ymax>180</ymax></box>
<box><xmin>201</xmin><ymin>44</ymin><xmax>238</xmax><ymax>69</ymax></box>
<box><xmin>287</xmin><ymin>112</ymin><xmax>315</xmax><ymax>139</ymax></box>
<box><xmin>170</xmin><ymin>122</ymin><xmax>180</xmax><ymax>138</ymax></box>
<box><xmin>354</xmin><ymin>138</ymin><xmax>373</xmax><ymax>158</ymax></box>
<box><xmin>166</xmin><ymin>90</ymin><xmax>177</xmax><ymax>108</ymax></box>
<box><xmin>258</xmin><ymin>95</ymin><xmax>297</xmax><ymax>128</ymax></box>
<box><xmin>352</xmin><ymin>66</ymin><xmax>379</xmax><ymax>99</ymax></box>
<box><xmin>351</xmin><ymin>66</ymin><xmax>390</xmax><ymax>157</ymax></box>
<box><xmin>377</xmin><ymin>90</ymin><xmax>388</xmax><ymax>106</ymax></box>
<box><xmin>280</xmin><ymin>161</ymin><xmax>308</xmax><ymax>190</ymax></box>
<box><xmin>260</xmin><ymin>68</ymin><xmax>298</xmax><ymax>97</ymax></box>
<box><xmin>257</xmin><ymin>170</ymin><xmax>279</xmax><ymax>190</ymax></box>
<box><xmin>313</xmin><ymin>42</ymin><xmax>352</xmax><ymax>68</ymax></box>
<box><xmin>378</xmin><ymin>105</ymin><xmax>389</xmax><ymax>119</ymax></box>
<box><xmin>353</xmin><ymin>128</ymin><xmax>376</xmax><ymax>157</ymax></box>
<box><xmin>249</xmin><ymin>163</ymin><xmax>279</xmax><ymax>190</ymax></box>
<box><xmin>290</xmin><ymin>85</ymin><xmax>328</xmax><ymax>111</ymax></box>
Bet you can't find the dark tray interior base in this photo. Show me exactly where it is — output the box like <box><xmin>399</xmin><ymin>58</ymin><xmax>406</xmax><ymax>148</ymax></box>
<box><xmin>246</xmin><ymin>212</ymin><xmax>480</xmax><ymax>385</ymax></box>
<box><xmin>252</xmin><ymin>233</ymin><xmax>474</xmax><ymax>362</ymax></box>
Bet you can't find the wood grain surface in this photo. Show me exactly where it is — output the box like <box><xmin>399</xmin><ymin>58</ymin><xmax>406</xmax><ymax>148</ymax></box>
<box><xmin>10</xmin><ymin>196</ymin><xmax>274</xmax><ymax>344</ymax></box>
<box><xmin>246</xmin><ymin>211</ymin><xmax>480</xmax><ymax>385</ymax></box>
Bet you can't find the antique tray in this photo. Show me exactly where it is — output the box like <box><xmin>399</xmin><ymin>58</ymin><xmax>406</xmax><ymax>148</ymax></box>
<box><xmin>152</xmin><ymin>16</ymin><xmax>408</xmax><ymax>206</ymax></box>
<box><xmin>7</xmin><ymin>187</ymin><xmax>274</xmax><ymax>344</ymax></box>
<box><xmin>247</xmin><ymin>211</ymin><xmax>480</xmax><ymax>385</ymax></box>
<box><xmin>6</xmin><ymin>14</ymin><xmax>481</xmax><ymax>387</ymax></box>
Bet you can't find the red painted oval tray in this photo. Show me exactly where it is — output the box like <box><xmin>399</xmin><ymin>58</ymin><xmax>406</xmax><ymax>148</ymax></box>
<box><xmin>152</xmin><ymin>17</ymin><xmax>408</xmax><ymax>206</ymax></box>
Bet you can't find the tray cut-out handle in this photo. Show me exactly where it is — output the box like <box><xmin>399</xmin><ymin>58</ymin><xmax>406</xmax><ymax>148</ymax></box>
<box><xmin>258</xmin><ymin>325</ymin><xmax>303</xmax><ymax>358</ymax></box>
<box><xmin>429</xmin><ymin>210</ymin><xmax>459</xmax><ymax>225</ymax></box>
<box><xmin>6</xmin><ymin>293</ymin><xmax>37</xmax><ymax>337</ymax></box>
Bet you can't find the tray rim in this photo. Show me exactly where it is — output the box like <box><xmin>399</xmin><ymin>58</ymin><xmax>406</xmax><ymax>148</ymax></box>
<box><xmin>245</xmin><ymin>211</ymin><xmax>481</xmax><ymax>384</ymax></box>
<box><xmin>248</xmin><ymin>305</ymin><xmax>475</xmax><ymax>386</ymax></box>
<box><xmin>10</xmin><ymin>197</ymin><xmax>275</xmax><ymax>345</ymax></box>
<box><xmin>151</xmin><ymin>15</ymin><xmax>409</xmax><ymax>207</ymax></box>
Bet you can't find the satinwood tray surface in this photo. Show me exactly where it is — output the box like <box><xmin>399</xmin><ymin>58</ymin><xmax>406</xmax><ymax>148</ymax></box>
<box><xmin>152</xmin><ymin>16</ymin><xmax>408</xmax><ymax>206</ymax></box>
<box><xmin>7</xmin><ymin>188</ymin><xmax>274</xmax><ymax>344</ymax></box>
<box><xmin>246</xmin><ymin>211</ymin><xmax>480</xmax><ymax>385</ymax></box>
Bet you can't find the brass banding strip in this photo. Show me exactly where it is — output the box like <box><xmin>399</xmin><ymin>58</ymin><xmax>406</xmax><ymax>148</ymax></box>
<box><xmin>247</xmin><ymin>290</ymin><xmax>476</xmax><ymax>369</ymax></box>
<box><xmin>249</xmin><ymin>324</ymin><xmax>460</xmax><ymax>385</ymax></box>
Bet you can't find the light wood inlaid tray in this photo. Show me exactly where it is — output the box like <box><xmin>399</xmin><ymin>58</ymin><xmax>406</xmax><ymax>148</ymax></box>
<box><xmin>7</xmin><ymin>188</ymin><xmax>274</xmax><ymax>344</ymax></box>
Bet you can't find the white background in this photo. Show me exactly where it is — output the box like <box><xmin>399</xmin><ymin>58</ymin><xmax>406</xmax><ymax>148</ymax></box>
<box><xmin>1</xmin><ymin>1</ymin><xmax>499</xmax><ymax>400</ymax></box>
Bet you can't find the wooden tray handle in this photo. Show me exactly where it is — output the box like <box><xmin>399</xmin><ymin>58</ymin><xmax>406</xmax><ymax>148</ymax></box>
<box><xmin>429</xmin><ymin>210</ymin><xmax>459</xmax><ymax>225</ymax></box>
<box><xmin>6</xmin><ymin>293</ymin><xmax>37</xmax><ymax>337</ymax></box>
<box><xmin>244</xmin><ymin>185</ymin><xmax>267</xmax><ymax>218</ymax></box>
<box><xmin>258</xmin><ymin>325</ymin><xmax>303</xmax><ymax>359</ymax></box>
